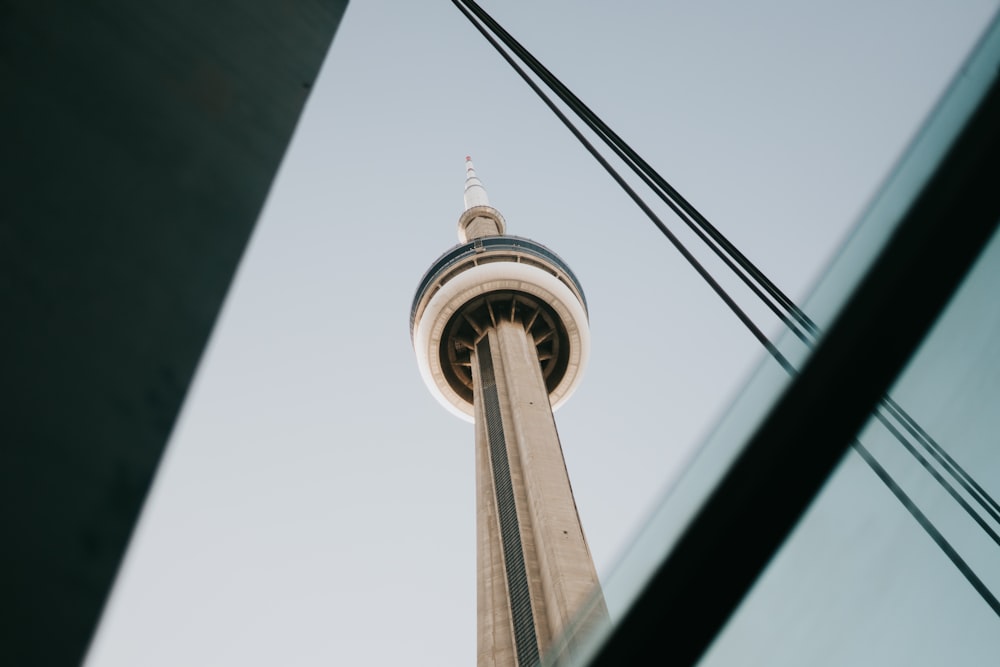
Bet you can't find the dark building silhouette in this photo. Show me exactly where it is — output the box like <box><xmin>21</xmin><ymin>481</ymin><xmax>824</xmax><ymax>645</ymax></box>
<box><xmin>1</xmin><ymin>2</ymin><xmax>348</xmax><ymax>665</ymax></box>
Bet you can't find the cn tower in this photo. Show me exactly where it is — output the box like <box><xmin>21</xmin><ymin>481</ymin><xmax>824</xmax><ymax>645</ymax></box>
<box><xmin>411</xmin><ymin>158</ymin><xmax>605</xmax><ymax>666</ymax></box>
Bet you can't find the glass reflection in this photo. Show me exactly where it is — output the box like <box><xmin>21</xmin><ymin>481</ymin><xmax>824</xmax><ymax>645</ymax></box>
<box><xmin>699</xmin><ymin>227</ymin><xmax>1000</xmax><ymax>666</ymax></box>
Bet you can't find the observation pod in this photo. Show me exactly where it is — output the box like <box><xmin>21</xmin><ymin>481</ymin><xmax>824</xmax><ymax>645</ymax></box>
<box><xmin>411</xmin><ymin>168</ymin><xmax>590</xmax><ymax>422</ymax></box>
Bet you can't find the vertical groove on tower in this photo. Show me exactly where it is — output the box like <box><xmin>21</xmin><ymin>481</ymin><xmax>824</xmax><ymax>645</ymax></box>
<box><xmin>478</xmin><ymin>336</ymin><xmax>540</xmax><ymax>667</ymax></box>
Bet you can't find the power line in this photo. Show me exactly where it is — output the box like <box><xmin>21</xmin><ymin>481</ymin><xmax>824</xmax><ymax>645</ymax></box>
<box><xmin>455</xmin><ymin>0</ymin><xmax>818</xmax><ymax>346</ymax></box>
<box><xmin>872</xmin><ymin>409</ymin><xmax>1000</xmax><ymax>548</ymax></box>
<box><xmin>881</xmin><ymin>395</ymin><xmax>1000</xmax><ymax>524</ymax></box>
<box><xmin>456</xmin><ymin>0</ymin><xmax>1000</xmax><ymax>536</ymax></box>
<box><xmin>853</xmin><ymin>440</ymin><xmax>1000</xmax><ymax>617</ymax></box>
<box><xmin>452</xmin><ymin>0</ymin><xmax>1000</xmax><ymax>614</ymax></box>
<box><xmin>450</xmin><ymin>0</ymin><xmax>798</xmax><ymax>376</ymax></box>
<box><xmin>452</xmin><ymin>0</ymin><xmax>1000</xmax><ymax>526</ymax></box>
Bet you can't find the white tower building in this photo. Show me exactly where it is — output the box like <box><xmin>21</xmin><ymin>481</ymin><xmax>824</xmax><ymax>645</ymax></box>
<box><xmin>411</xmin><ymin>159</ymin><xmax>605</xmax><ymax>666</ymax></box>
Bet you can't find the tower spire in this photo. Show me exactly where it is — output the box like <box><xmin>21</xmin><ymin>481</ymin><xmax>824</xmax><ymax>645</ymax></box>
<box><xmin>457</xmin><ymin>156</ymin><xmax>506</xmax><ymax>242</ymax></box>
<box><xmin>464</xmin><ymin>155</ymin><xmax>490</xmax><ymax>209</ymax></box>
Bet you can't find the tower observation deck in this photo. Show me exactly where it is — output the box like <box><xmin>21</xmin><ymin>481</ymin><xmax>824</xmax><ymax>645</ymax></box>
<box><xmin>411</xmin><ymin>158</ymin><xmax>605</xmax><ymax>666</ymax></box>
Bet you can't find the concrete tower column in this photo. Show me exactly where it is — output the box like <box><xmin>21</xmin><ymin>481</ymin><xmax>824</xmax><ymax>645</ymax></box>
<box><xmin>473</xmin><ymin>318</ymin><xmax>603</xmax><ymax>664</ymax></box>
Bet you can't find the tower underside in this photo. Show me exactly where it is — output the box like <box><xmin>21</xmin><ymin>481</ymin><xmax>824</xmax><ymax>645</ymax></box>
<box><xmin>473</xmin><ymin>319</ymin><xmax>605</xmax><ymax>666</ymax></box>
<box><xmin>411</xmin><ymin>235</ymin><xmax>590</xmax><ymax>422</ymax></box>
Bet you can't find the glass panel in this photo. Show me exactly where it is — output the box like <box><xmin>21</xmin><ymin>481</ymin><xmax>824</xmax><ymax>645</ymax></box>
<box><xmin>698</xmin><ymin>224</ymin><xmax>1000</xmax><ymax>666</ymax></box>
<box><xmin>557</xmin><ymin>10</ymin><xmax>1000</xmax><ymax>665</ymax></box>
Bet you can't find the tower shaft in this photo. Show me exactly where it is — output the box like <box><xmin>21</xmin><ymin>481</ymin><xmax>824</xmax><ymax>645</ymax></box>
<box><xmin>473</xmin><ymin>319</ymin><xmax>604</xmax><ymax>666</ymax></box>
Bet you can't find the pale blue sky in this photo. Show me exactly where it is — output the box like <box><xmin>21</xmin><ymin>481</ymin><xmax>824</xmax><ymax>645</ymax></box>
<box><xmin>86</xmin><ymin>2</ymin><xmax>998</xmax><ymax>665</ymax></box>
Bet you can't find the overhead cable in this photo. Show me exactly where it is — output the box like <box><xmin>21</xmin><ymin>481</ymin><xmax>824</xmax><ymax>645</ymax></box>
<box><xmin>450</xmin><ymin>0</ymin><xmax>797</xmax><ymax>376</ymax></box>
<box><xmin>452</xmin><ymin>0</ymin><xmax>1000</xmax><ymax>537</ymax></box>
<box><xmin>451</xmin><ymin>0</ymin><xmax>1000</xmax><ymax>612</ymax></box>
